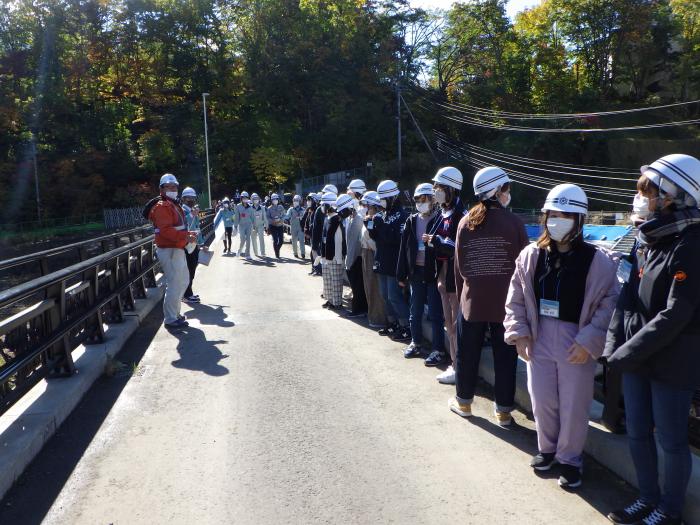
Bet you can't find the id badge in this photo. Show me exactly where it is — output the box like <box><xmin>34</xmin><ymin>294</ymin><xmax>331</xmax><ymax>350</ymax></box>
<box><xmin>367</xmin><ymin>220</ymin><xmax>374</xmax><ymax>230</ymax></box>
<box><xmin>617</xmin><ymin>259</ymin><xmax>632</xmax><ymax>284</ymax></box>
<box><xmin>418</xmin><ymin>239</ymin><xmax>425</xmax><ymax>252</ymax></box>
<box><xmin>539</xmin><ymin>299</ymin><xmax>560</xmax><ymax>318</ymax></box>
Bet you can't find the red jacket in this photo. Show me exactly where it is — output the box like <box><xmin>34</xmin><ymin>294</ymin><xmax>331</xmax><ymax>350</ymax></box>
<box><xmin>149</xmin><ymin>197</ymin><xmax>188</xmax><ymax>248</ymax></box>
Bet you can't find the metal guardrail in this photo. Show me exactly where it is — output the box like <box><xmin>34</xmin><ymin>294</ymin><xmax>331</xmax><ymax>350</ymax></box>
<box><xmin>0</xmin><ymin>235</ymin><xmax>159</xmax><ymax>415</ymax></box>
<box><xmin>0</xmin><ymin>211</ymin><xmax>215</xmax><ymax>417</ymax></box>
<box><xmin>0</xmin><ymin>225</ymin><xmax>155</xmax><ymax>277</ymax></box>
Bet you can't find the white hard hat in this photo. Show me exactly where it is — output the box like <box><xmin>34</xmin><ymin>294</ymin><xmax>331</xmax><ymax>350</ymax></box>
<box><xmin>377</xmin><ymin>179</ymin><xmax>399</xmax><ymax>198</ymax></box>
<box><xmin>222</xmin><ymin>197</ymin><xmax>230</xmax><ymax>202</ymax></box>
<box><xmin>241</xmin><ymin>191</ymin><xmax>250</xmax><ymax>198</ymax></box>
<box><xmin>251</xmin><ymin>193</ymin><xmax>260</xmax><ymax>199</ymax></box>
<box><xmin>293</xmin><ymin>194</ymin><xmax>301</xmax><ymax>201</ymax></box>
<box><xmin>335</xmin><ymin>194</ymin><xmax>354</xmax><ymax>212</ymax></box>
<box><xmin>361</xmin><ymin>190</ymin><xmax>382</xmax><ymax>207</ymax></box>
<box><xmin>322</xmin><ymin>184</ymin><xmax>338</xmax><ymax>194</ymax></box>
<box><xmin>321</xmin><ymin>192</ymin><xmax>337</xmax><ymax>205</ymax></box>
<box><xmin>542</xmin><ymin>184</ymin><xmax>588</xmax><ymax>215</ymax></box>
<box><xmin>433</xmin><ymin>166</ymin><xmax>463</xmax><ymax>190</ymax></box>
<box><xmin>347</xmin><ymin>179</ymin><xmax>367</xmax><ymax>194</ymax></box>
<box><xmin>160</xmin><ymin>173</ymin><xmax>179</xmax><ymax>186</ymax></box>
<box><xmin>473</xmin><ymin>166</ymin><xmax>510</xmax><ymax>199</ymax></box>
<box><xmin>181</xmin><ymin>187</ymin><xmax>196</xmax><ymax>197</ymax></box>
<box><xmin>414</xmin><ymin>183</ymin><xmax>434</xmax><ymax>198</ymax></box>
<box><xmin>642</xmin><ymin>154</ymin><xmax>700</xmax><ymax>207</ymax></box>
<box><xmin>271</xmin><ymin>193</ymin><xmax>280</xmax><ymax>200</ymax></box>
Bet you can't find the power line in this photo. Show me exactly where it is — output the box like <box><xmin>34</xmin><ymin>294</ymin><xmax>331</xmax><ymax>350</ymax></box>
<box><xmin>436</xmin><ymin>137</ymin><xmax>636</xmax><ymax>195</ymax></box>
<box><xmin>409</xmin><ymin>83</ymin><xmax>700</xmax><ymax>120</ymax></box>
<box><xmin>432</xmin><ymin>130</ymin><xmax>638</xmax><ymax>175</ymax></box>
<box><xmin>418</xmin><ymin>99</ymin><xmax>700</xmax><ymax>133</ymax></box>
<box><xmin>437</xmin><ymin>142</ymin><xmax>633</xmax><ymax>206</ymax></box>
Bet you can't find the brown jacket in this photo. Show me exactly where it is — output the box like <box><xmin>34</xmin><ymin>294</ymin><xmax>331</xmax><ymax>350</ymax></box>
<box><xmin>454</xmin><ymin>207</ymin><xmax>528</xmax><ymax>322</ymax></box>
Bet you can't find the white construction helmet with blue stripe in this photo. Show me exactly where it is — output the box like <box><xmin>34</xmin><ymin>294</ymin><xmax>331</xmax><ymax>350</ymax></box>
<box><xmin>271</xmin><ymin>193</ymin><xmax>280</xmax><ymax>200</ymax></box>
<box><xmin>347</xmin><ymin>179</ymin><xmax>367</xmax><ymax>195</ymax></box>
<box><xmin>335</xmin><ymin>194</ymin><xmax>354</xmax><ymax>212</ymax></box>
<box><xmin>642</xmin><ymin>154</ymin><xmax>700</xmax><ymax>207</ymax></box>
<box><xmin>542</xmin><ymin>184</ymin><xmax>588</xmax><ymax>216</ymax></box>
<box><xmin>159</xmin><ymin>173</ymin><xmax>179</xmax><ymax>186</ymax></box>
<box><xmin>433</xmin><ymin>166</ymin><xmax>463</xmax><ymax>190</ymax></box>
<box><xmin>414</xmin><ymin>182</ymin><xmax>434</xmax><ymax>197</ymax></box>
<box><xmin>322</xmin><ymin>184</ymin><xmax>338</xmax><ymax>195</ymax></box>
<box><xmin>181</xmin><ymin>186</ymin><xmax>196</xmax><ymax>197</ymax></box>
<box><xmin>321</xmin><ymin>191</ymin><xmax>337</xmax><ymax>205</ymax></box>
<box><xmin>251</xmin><ymin>192</ymin><xmax>260</xmax><ymax>200</ymax></box>
<box><xmin>361</xmin><ymin>190</ymin><xmax>382</xmax><ymax>207</ymax></box>
<box><xmin>377</xmin><ymin>179</ymin><xmax>399</xmax><ymax>198</ymax></box>
<box><xmin>473</xmin><ymin>166</ymin><xmax>510</xmax><ymax>200</ymax></box>
<box><xmin>240</xmin><ymin>191</ymin><xmax>250</xmax><ymax>198</ymax></box>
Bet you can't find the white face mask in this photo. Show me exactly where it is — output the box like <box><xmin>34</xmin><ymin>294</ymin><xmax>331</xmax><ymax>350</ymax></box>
<box><xmin>434</xmin><ymin>188</ymin><xmax>446</xmax><ymax>204</ymax></box>
<box><xmin>416</xmin><ymin>202</ymin><xmax>431</xmax><ymax>215</ymax></box>
<box><xmin>253</xmin><ymin>199</ymin><xmax>259</xmax><ymax>205</ymax></box>
<box><xmin>294</xmin><ymin>200</ymin><xmax>301</xmax><ymax>207</ymax></box>
<box><xmin>499</xmin><ymin>192</ymin><xmax>511</xmax><ymax>208</ymax></box>
<box><xmin>272</xmin><ymin>199</ymin><xmax>279</xmax><ymax>205</ymax></box>
<box><xmin>166</xmin><ymin>191</ymin><xmax>178</xmax><ymax>200</ymax></box>
<box><xmin>380</xmin><ymin>199</ymin><xmax>387</xmax><ymax>209</ymax></box>
<box><xmin>306</xmin><ymin>200</ymin><xmax>312</xmax><ymax>207</ymax></box>
<box><xmin>546</xmin><ymin>217</ymin><xmax>575</xmax><ymax>242</ymax></box>
<box><xmin>223</xmin><ymin>203</ymin><xmax>229</xmax><ymax>208</ymax></box>
<box><xmin>632</xmin><ymin>193</ymin><xmax>651</xmax><ymax>219</ymax></box>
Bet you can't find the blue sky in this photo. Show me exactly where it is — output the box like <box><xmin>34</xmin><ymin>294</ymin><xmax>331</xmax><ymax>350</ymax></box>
<box><xmin>411</xmin><ymin>0</ymin><xmax>541</xmax><ymax>19</ymax></box>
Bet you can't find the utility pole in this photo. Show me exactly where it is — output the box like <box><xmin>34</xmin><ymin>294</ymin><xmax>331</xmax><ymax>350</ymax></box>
<box><xmin>202</xmin><ymin>93</ymin><xmax>212</xmax><ymax>208</ymax></box>
<box><xmin>396</xmin><ymin>82</ymin><xmax>402</xmax><ymax>179</ymax></box>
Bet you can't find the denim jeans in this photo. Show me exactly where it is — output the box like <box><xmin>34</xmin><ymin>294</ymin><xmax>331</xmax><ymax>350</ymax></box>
<box><xmin>455</xmin><ymin>313</ymin><xmax>518</xmax><ymax>413</ymax></box>
<box><xmin>623</xmin><ymin>372</ymin><xmax>694</xmax><ymax>517</ymax></box>
<box><xmin>377</xmin><ymin>273</ymin><xmax>396</xmax><ymax>322</ymax></box>
<box><xmin>409</xmin><ymin>267</ymin><xmax>444</xmax><ymax>351</ymax></box>
<box><xmin>378</xmin><ymin>273</ymin><xmax>409</xmax><ymax>325</ymax></box>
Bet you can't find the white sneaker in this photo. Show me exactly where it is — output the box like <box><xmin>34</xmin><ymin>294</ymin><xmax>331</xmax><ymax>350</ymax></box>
<box><xmin>436</xmin><ymin>366</ymin><xmax>456</xmax><ymax>385</ymax></box>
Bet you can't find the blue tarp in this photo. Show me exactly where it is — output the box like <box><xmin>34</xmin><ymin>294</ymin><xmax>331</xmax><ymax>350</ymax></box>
<box><xmin>526</xmin><ymin>224</ymin><xmax>631</xmax><ymax>243</ymax></box>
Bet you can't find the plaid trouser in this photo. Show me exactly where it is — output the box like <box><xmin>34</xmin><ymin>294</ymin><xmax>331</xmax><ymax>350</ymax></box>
<box><xmin>322</xmin><ymin>260</ymin><xmax>344</xmax><ymax>306</ymax></box>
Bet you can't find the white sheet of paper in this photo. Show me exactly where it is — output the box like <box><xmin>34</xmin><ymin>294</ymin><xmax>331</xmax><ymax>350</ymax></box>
<box><xmin>198</xmin><ymin>249</ymin><xmax>214</xmax><ymax>266</ymax></box>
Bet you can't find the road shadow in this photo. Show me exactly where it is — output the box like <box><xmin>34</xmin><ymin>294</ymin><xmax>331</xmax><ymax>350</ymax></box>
<box><xmin>242</xmin><ymin>257</ymin><xmax>276</xmax><ymax>267</ymax></box>
<box><xmin>459</xmin><ymin>380</ymin><xmax>637</xmax><ymax>517</ymax></box>
<box><xmin>0</xmin><ymin>307</ymin><xmax>164</xmax><ymax>525</ymax></box>
<box><xmin>184</xmin><ymin>303</ymin><xmax>235</xmax><ymax>327</ymax></box>
<box><xmin>170</xmin><ymin>325</ymin><xmax>229</xmax><ymax>377</ymax></box>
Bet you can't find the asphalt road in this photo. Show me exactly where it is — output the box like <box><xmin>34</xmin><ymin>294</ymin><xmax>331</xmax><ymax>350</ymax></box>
<box><xmin>1</xmin><ymin>235</ymin><xmax>634</xmax><ymax>524</ymax></box>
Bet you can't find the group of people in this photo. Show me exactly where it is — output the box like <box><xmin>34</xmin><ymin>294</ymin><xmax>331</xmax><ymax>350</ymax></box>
<box><xmin>212</xmin><ymin>192</ymin><xmax>289</xmax><ymax>259</ymax></box>
<box><xmin>296</xmin><ymin>154</ymin><xmax>700</xmax><ymax>525</ymax></box>
<box><xmin>147</xmin><ymin>151</ymin><xmax>700</xmax><ymax>525</ymax></box>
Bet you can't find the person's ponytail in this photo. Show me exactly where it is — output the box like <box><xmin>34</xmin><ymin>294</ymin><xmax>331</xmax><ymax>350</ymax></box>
<box><xmin>467</xmin><ymin>201</ymin><xmax>491</xmax><ymax>231</ymax></box>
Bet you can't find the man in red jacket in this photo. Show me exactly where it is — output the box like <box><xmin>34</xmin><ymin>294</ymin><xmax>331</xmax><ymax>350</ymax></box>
<box><xmin>146</xmin><ymin>173</ymin><xmax>197</xmax><ymax>329</ymax></box>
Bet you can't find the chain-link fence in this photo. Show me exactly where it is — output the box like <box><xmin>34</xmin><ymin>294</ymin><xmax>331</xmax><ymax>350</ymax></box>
<box><xmin>103</xmin><ymin>207</ymin><xmax>147</xmax><ymax>229</ymax></box>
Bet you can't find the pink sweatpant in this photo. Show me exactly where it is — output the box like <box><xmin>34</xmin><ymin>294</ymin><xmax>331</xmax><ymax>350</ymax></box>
<box><xmin>437</xmin><ymin>263</ymin><xmax>459</xmax><ymax>364</ymax></box>
<box><xmin>527</xmin><ymin>317</ymin><xmax>597</xmax><ymax>467</ymax></box>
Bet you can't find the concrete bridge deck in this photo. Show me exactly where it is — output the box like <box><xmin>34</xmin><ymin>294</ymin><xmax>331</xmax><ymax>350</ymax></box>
<box><xmin>1</xmin><ymin>236</ymin><xmax>636</xmax><ymax>524</ymax></box>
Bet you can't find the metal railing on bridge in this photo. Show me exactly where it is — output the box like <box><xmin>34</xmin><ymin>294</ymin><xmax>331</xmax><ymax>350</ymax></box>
<box><xmin>0</xmin><ymin>211</ymin><xmax>215</xmax><ymax>416</ymax></box>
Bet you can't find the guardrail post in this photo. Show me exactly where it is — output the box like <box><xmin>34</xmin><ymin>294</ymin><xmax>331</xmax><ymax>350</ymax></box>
<box><xmin>45</xmin><ymin>280</ymin><xmax>76</xmax><ymax>377</ymax></box>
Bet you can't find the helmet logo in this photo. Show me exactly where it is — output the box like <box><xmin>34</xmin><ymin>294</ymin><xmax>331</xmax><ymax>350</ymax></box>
<box><xmin>558</xmin><ymin>197</ymin><xmax>568</xmax><ymax>206</ymax></box>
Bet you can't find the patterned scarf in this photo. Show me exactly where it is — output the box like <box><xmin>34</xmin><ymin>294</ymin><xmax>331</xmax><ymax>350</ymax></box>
<box><xmin>637</xmin><ymin>207</ymin><xmax>700</xmax><ymax>247</ymax></box>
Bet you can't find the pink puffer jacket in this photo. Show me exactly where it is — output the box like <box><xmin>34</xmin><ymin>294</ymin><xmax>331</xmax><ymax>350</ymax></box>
<box><xmin>504</xmin><ymin>243</ymin><xmax>620</xmax><ymax>359</ymax></box>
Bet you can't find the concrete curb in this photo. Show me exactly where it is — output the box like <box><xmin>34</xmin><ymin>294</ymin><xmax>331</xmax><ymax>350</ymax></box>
<box><xmin>0</xmin><ymin>276</ymin><xmax>165</xmax><ymax>501</ymax></box>
<box><xmin>422</xmin><ymin>318</ymin><xmax>700</xmax><ymax>524</ymax></box>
